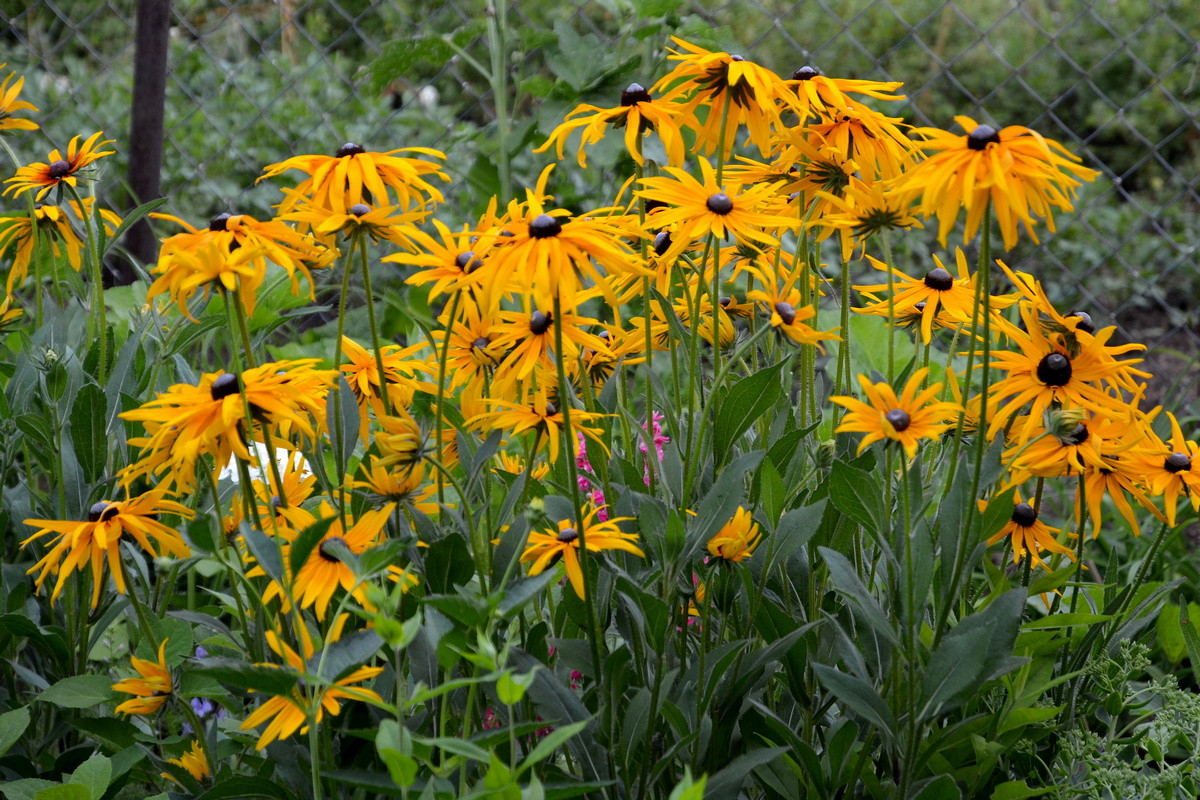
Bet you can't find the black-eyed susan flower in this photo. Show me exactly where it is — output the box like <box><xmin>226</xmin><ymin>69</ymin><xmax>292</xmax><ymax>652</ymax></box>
<box><xmin>654</xmin><ymin>38</ymin><xmax>800</xmax><ymax>158</ymax></box>
<box><xmin>786</xmin><ymin>65</ymin><xmax>906</xmax><ymax>117</ymax></box>
<box><xmin>854</xmin><ymin>249</ymin><xmax>1017</xmax><ymax>344</ymax></box>
<box><xmin>897</xmin><ymin>115</ymin><xmax>1100</xmax><ymax>249</ymax></box>
<box><xmin>147</xmin><ymin>237</ymin><xmax>272</xmax><ymax>319</ymax></box>
<box><xmin>831</xmin><ymin>368</ymin><xmax>961</xmax><ymax>459</ymax></box>
<box><xmin>493</xmin><ymin>451</ymin><xmax>550</xmax><ymax>482</ymax></box>
<box><xmin>3</xmin><ymin>132</ymin><xmax>114</xmax><ymax>200</ymax></box>
<box><xmin>636</xmin><ymin>157</ymin><xmax>797</xmax><ymax>254</ymax></box>
<box><xmin>808</xmin><ymin>175</ymin><xmax>920</xmax><ymax>262</ymax></box>
<box><xmin>490</xmin><ymin>301</ymin><xmax>610</xmax><ymax>391</ymax></box>
<box><xmin>113</xmin><ymin>639</ymin><xmax>172</xmax><ymax>716</ymax></box>
<box><xmin>0</xmin><ymin>64</ymin><xmax>38</xmax><ymax>133</ymax></box>
<box><xmin>240</xmin><ymin>615</ymin><xmax>385</xmax><ymax>749</ymax></box>
<box><xmin>707</xmin><ymin>507</ymin><xmax>762</xmax><ymax>562</ymax></box>
<box><xmin>986</xmin><ymin>492</ymin><xmax>1074</xmax><ymax>570</ymax></box>
<box><xmin>804</xmin><ymin>103</ymin><xmax>917</xmax><ymax>181</ymax></box>
<box><xmin>534</xmin><ymin>82</ymin><xmax>689</xmax><ymax>167</ymax></box>
<box><xmin>23</xmin><ymin>492</ymin><xmax>193</xmax><ymax>609</ymax></box>
<box><xmin>340</xmin><ymin>335</ymin><xmax>434</xmax><ymax>440</ymax></box>
<box><xmin>473</xmin><ymin>382</ymin><xmax>609</xmax><ymax>465</ymax></box>
<box><xmin>744</xmin><ymin>260</ymin><xmax>840</xmax><ymax>348</ymax></box>
<box><xmin>285</xmin><ymin>198</ymin><xmax>424</xmax><ymax>248</ymax></box>
<box><xmin>520</xmin><ymin>503</ymin><xmax>642</xmax><ymax>599</ymax></box>
<box><xmin>1125</xmin><ymin>411</ymin><xmax>1200</xmax><ymax>527</ymax></box>
<box><xmin>428</xmin><ymin>299</ymin><xmax>505</xmax><ymax>396</ymax></box>
<box><xmin>0</xmin><ymin>200</ymin><xmax>122</xmax><ymax>291</ymax></box>
<box><xmin>120</xmin><ymin>360</ymin><xmax>335</xmax><ymax>493</ymax></box>
<box><xmin>259</xmin><ymin>142</ymin><xmax>449</xmax><ymax>215</ymax></box>
<box><xmin>350</xmin><ymin>462</ymin><xmax>438</xmax><ymax>514</ymax></box>
<box><xmin>162</xmin><ymin>741</ymin><xmax>210</xmax><ymax>784</ymax></box>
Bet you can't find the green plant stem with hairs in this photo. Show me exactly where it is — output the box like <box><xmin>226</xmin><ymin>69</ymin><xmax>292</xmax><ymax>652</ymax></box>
<box><xmin>357</xmin><ymin>231</ymin><xmax>393</xmax><ymax>418</ymax></box>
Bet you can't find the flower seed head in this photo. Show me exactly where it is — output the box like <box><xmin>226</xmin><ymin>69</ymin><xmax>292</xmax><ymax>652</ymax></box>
<box><xmin>621</xmin><ymin>83</ymin><xmax>651</xmax><ymax>106</ymax></box>
<box><xmin>544</xmin><ymin>402</ymin><xmax>557</xmax><ymax>417</ymax></box>
<box><xmin>884</xmin><ymin>408</ymin><xmax>911</xmax><ymax>432</ymax></box>
<box><xmin>1165</xmin><ymin>452</ymin><xmax>1192</xmax><ymax>473</ymax></box>
<box><xmin>455</xmin><ymin>250</ymin><xmax>483</xmax><ymax>272</ymax></box>
<box><xmin>1068</xmin><ymin>310</ymin><xmax>1095</xmax><ymax>334</ymax></box>
<box><xmin>923</xmin><ymin>267</ymin><xmax>954</xmax><ymax>290</ymax></box>
<box><xmin>210</xmin><ymin>372</ymin><xmax>241</xmax><ymax>400</ymax></box>
<box><xmin>529</xmin><ymin>310</ymin><xmax>552</xmax><ymax>335</ymax></box>
<box><xmin>774</xmin><ymin>301</ymin><xmax>796</xmax><ymax>325</ymax></box>
<box><xmin>529</xmin><ymin>213</ymin><xmax>562</xmax><ymax>239</ymax></box>
<box><xmin>47</xmin><ymin>159</ymin><xmax>71</xmax><ymax>179</ymax></box>
<box><xmin>644</xmin><ymin>199</ymin><xmax>668</xmax><ymax>214</ymax></box>
<box><xmin>706</xmin><ymin>192</ymin><xmax>734</xmax><ymax>215</ymax></box>
<box><xmin>1058</xmin><ymin>423</ymin><xmax>1090</xmax><ymax>447</ymax></box>
<box><xmin>556</xmin><ymin>526</ymin><xmax>579</xmax><ymax>544</ymax></box>
<box><xmin>967</xmin><ymin>124</ymin><xmax>1001</xmax><ymax>151</ymax></box>
<box><xmin>471</xmin><ymin>337</ymin><xmax>490</xmax><ymax>350</ymax></box>
<box><xmin>335</xmin><ymin>142</ymin><xmax>365</xmax><ymax>158</ymax></box>
<box><xmin>791</xmin><ymin>66</ymin><xmax>822</xmax><ymax>80</ymax></box>
<box><xmin>1036</xmin><ymin>353</ymin><xmax>1072</xmax><ymax>386</ymax></box>
<box><xmin>349</xmin><ymin>203</ymin><xmax>371</xmax><ymax>217</ymax></box>
<box><xmin>1011</xmin><ymin>502</ymin><xmax>1037</xmax><ymax>527</ymax></box>
<box><xmin>319</xmin><ymin>536</ymin><xmax>349</xmax><ymax>561</ymax></box>
<box><xmin>88</xmin><ymin>501</ymin><xmax>119</xmax><ymax>523</ymax></box>
<box><xmin>653</xmin><ymin>230</ymin><xmax>672</xmax><ymax>256</ymax></box>
<box><xmin>209</xmin><ymin>212</ymin><xmax>232</xmax><ymax>231</ymax></box>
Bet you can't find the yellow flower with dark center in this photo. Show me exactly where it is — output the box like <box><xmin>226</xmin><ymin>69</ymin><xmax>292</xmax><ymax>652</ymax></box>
<box><xmin>785</xmin><ymin>65</ymin><xmax>906</xmax><ymax>117</ymax></box>
<box><xmin>636</xmin><ymin>158</ymin><xmax>797</xmax><ymax>254</ymax></box>
<box><xmin>1005</xmin><ymin>410</ymin><xmax>1114</xmax><ymax>481</ymax></box>
<box><xmin>493</xmin><ymin>451</ymin><xmax>550</xmax><ymax>482</ymax></box>
<box><xmin>0</xmin><ymin>64</ymin><xmax>38</xmax><ymax>132</ymax></box>
<box><xmin>1124</xmin><ymin>411</ymin><xmax>1200</xmax><ymax>527</ymax></box>
<box><xmin>803</xmin><ymin>104</ymin><xmax>917</xmax><ymax>181</ymax></box>
<box><xmin>290</xmin><ymin>199</ymin><xmax>424</xmax><ymax>247</ymax></box>
<box><xmin>986</xmin><ymin>492</ymin><xmax>1074</xmax><ymax>570</ymax></box>
<box><xmin>654</xmin><ymin>38</ymin><xmax>800</xmax><ymax>158</ymax></box>
<box><xmin>535</xmin><ymin>82</ymin><xmax>689</xmax><ymax>167</ymax></box>
<box><xmin>3</xmin><ymin>132</ymin><xmax>114</xmax><ymax>200</ymax></box>
<box><xmin>23</xmin><ymin>492</ymin><xmax>193</xmax><ymax>609</ymax></box>
<box><xmin>707</xmin><ymin>507</ymin><xmax>762</xmax><ymax>562</ymax></box>
<box><xmin>490</xmin><ymin>301</ymin><xmax>610</xmax><ymax>392</ymax></box>
<box><xmin>249</xmin><ymin>450</ymin><xmax>318</xmax><ymax>540</ymax></box>
<box><xmin>831</xmin><ymin>368</ymin><xmax>961</xmax><ymax>459</ymax></box>
<box><xmin>986</xmin><ymin>303</ymin><xmax>1148</xmax><ymax>440</ymax></box>
<box><xmin>391</xmin><ymin>217</ymin><xmax>489</xmax><ymax>302</ymax></box>
<box><xmin>350</xmin><ymin>462</ymin><xmax>438</xmax><ymax>514</ymax></box>
<box><xmin>809</xmin><ymin>175</ymin><xmax>920</xmax><ymax>262</ymax></box>
<box><xmin>112</xmin><ymin>640</ymin><xmax>172</xmax><ymax>716</ymax></box>
<box><xmin>147</xmin><ymin>237</ymin><xmax>272</xmax><ymax>319</ymax></box>
<box><xmin>898</xmin><ymin>115</ymin><xmax>1100</xmax><ymax>249</ymax></box>
<box><xmin>0</xmin><ymin>200</ymin><xmax>121</xmax><ymax>291</ymax></box>
<box><xmin>572</xmin><ymin>324</ymin><xmax>646</xmax><ymax>391</ymax></box>
<box><xmin>473</xmin><ymin>383</ymin><xmax>608</xmax><ymax>464</ymax></box>
<box><xmin>520</xmin><ymin>503</ymin><xmax>642</xmax><ymax>599</ymax></box>
<box><xmin>853</xmin><ymin>249</ymin><xmax>1017</xmax><ymax>344</ymax></box>
<box><xmin>340</xmin><ymin>335</ymin><xmax>434</xmax><ymax>440</ymax></box>
<box><xmin>162</xmin><ymin>741</ymin><xmax>210</xmax><ymax>784</ymax></box>
<box><xmin>374</xmin><ymin>410</ymin><xmax>427</xmax><ymax>474</ymax></box>
<box><xmin>744</xmin><ymin>261</ymin><xmax>840</xmax><ymax>349</ymax></box>
<box><xmin>1078</xmin><ymin>451</ymin><xmax>1162</xmax><ymax>540</ymax></box>
<box><xmin>259</xmin><ymin>142</ymin><xmax>449</xmax><ymax>215</ymax></box>
<box><xmin>429</xmin><ymin>299</ymin><xmax>505</xmax><ymax>396</ymax></box>
<box><xmin>240</xmin><ymin>615</ymin><xmax>385</xmax><ymax>749</ymax></box>
<box><xmin>120</xmin><ymin>361</ymin><xmax>335</xmax><ymax>493</ymax></box>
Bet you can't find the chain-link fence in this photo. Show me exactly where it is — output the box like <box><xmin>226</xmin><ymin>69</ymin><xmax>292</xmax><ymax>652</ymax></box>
<box><xmin>5</xmin><ymin>0</ymin><xmax>1199</xmax><ymax>393</ymax></box>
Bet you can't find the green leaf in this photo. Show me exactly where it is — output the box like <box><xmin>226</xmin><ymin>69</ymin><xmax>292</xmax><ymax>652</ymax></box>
<box><xmin>33</xmin><ymin>786</ymin><xmax>90</xmax><ymax>800</ymax></box>
<box><xmin>0</xmin><ymin>707</ymin><xmax>30</xmax><ymax>756</ymax></box>
<box><xmin>0</xmin><ymin>779</ymin><xmax>55</xmax><ymax>800</ymax></box>
<box><xmin>518</xmin><ymin>720</ymin><xmax>588</xmax><ymax>775</ymax></box>
<box><xmin>70</xmin><ymin>383</ymin><xmax>108</xmax><ymax>484</ymax></box>
<box><xmin>423</xmin><ymin>534</ymin><xmax>474</xmax><ymax>594</ymax></box>
<box><xmin>239</xmin><ymin>521</ymin><xmax>284</xmax><ymax>584</ymax></box>
<box><xmin>288</xmin><ymin>515</ymin><xmax>339</xmax><ymax>576</ymax></box>
<box><xmin>102</xmin><ymin>198</ymin><xmax>168</xmax><ymax>252</ymax></box>
<box><xmin>377</xmin><ymin>720</ymin><xmax>418</xmax><ymax>788</ymax></box>
<box><xmin>308</xmin><ymin>630</ymin><xmax>383</xmax><ymax>682</ymax></box>
<box><xmin>1179</xmin><ymin>600</ymin><xmax>1200</xmax><ymax>669</ymax></box>
<box><xmin>368</xmin><ymin>36</ymin><xmax>456</xmax><ymax>95</ymax></box>
<box><xmin>819</xmin><ymin>547</ymin><xmax>898</xmax><ymax>646</ymax></box>
<box><xmin>498</xmin><ymin>572</ymin><xmax>556</xmax><ymax>618</ymax></box>
<box><xmin>713</xmin><ymin>361</ymin><xmax>786</xmax><ymax>460</ymax></box>
<box><xmin>990</xmin><ymin>779</ymin><xmax>1054</xmax><ymax>799</ymax></box>
<box><xmin>1157</xmin><ymin>602</ymin><xmax>1186</xmax><ymax>663</ymax></box>
<box><xmin>812</xmin><ymin>664</ymin><xmax>896</xmax><ymax>743</ymax></box>
<box><xmin>997</xmin><ymin>705</ymin><xmax>1063</xmax><ymax>735</ymax></box>
<box><xmin>702</xmin><ymin>748</ymin><xmax>784</xmax><ymax>799</ymax></box>
<box><xmin>911</xmin><ymin>774</ymin><xmax>961</xmax><ymax>800</ymax></box>
<box><xmin>39</xmin><ymin>675</ymin><xmax>117</xmax><ymax>709</ymax></box>
<box><xmin>326</xmin><ymin>376</ymin><xmax>359</xmax><ymax>472</ymax></box>
<box><xmin>828</xmin><ymin>460</ymin><xmax>886</xmax><ymax>534</ymax></box>
<box><xmin>193</xmin><ymin>658</ymin><xmax>298</xmax><ymax>696</ymax></box>
<box><xmin>192</xmin><ymin>777</ymin><xmax>293</xmax><ymax>800</ymax></box>
<box><xmin>68</xmin><ymin>754</ymin><xmax>111</xmax><ymax>800</ymax></box>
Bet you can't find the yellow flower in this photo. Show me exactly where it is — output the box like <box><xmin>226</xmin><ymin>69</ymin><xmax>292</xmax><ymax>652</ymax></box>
<box><xmin>707</xmin><ymin>507</ymin><xmax>762</xmax><ymax>562</ymax></box>
<box><xmin>0</xmin><ymin>64</ymin><xmax>38</xmax><ymax>132</ymax></box>
<box><xmin>259</xmin><ymin>142</ymin><xmax>448</xmax><ymax>215</ymax></box>
<box><xmin>534</xmin><ymin>82</ymin><xmax>689</xmax><ymax>167</ymax></box>
<box><xmin>3</xmin><ymin>132</ymin><xmax>114</xmax><ymax>200</ymax></box>
<box><xmin>112</xmin><ymin>640</ymin><xmax>172</xmax><ymax>716</ymax></box>
<box><xmin>162</xmin><ymin>740</ymin><xmax>210</xmax><ymax>784</ymax></box>
<box><xmin>0</xmin><ymin>200</ymin><xmax>121</xmax><ymax>292</ymax></box>
<box><xmin>1124</xmin><ymin>411</ymin><xmax>1200</xmax><ymax>527</ymax></box>
<box><xmin>474</xmin><ymin>383</ymin><xmax>609</xmax><ymax>465</ymax></box>
<box><xmin>786</xmin><ymin>66</ymin><xmax>906</xmax><ymax>117</ymax></box>
<box><xmin>521</xmin><ymin>503</ymin><xmax>643</xmax><ymax>599</ymax></box>
<box><xmin>284</xmin><ymin>198</ymin><xmax>424</xmax><ymax>247</ymax></box>
<box><xmin>744</xmin><ymin>260</ymin><xmax>840</xmax><ymax>349</ymax></box>
<box><xmin>898</xmin><ymin>115</ymin><xmax>1100</xmax><ymax>249</ymax></box>
<box><xmin>986</xmin><ymin>492</ymin><xmax>1074</xmax><ymax>570</ymax></box>
<box><xmin>831</xmin><ymin>368</ymin><xmax>961</xmax><ymax>459</ymax></box>
<box><xmin>23</xmin><ymin>492</ymin><xmax>193</xmax><ymax>609</ymax></box>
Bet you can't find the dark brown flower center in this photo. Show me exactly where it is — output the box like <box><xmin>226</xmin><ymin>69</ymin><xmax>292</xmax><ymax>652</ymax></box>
<box><xmin>210</xmin><ymin>373</ymin><xmax>241</xmax><ymax>400</ymax></box>
<box><xmin>1058</xmin><ymin>423</ymin><xmax>1089</xmax><ymax>446</ymax></box>
<box><xmin>47</xmin><ymin>159</ymin><xmax>72</xmax><ymax>179</ymax></box>
<box><xmin>884</xmin><ymin>409</ymin><xmax>911</xmax><ymax>432</ymax></box>
<box><xmin>924</xmin><ymin>267</ymin><xmax>954</xmax><ymax>290</ymax></box>
<box><xmin>1011</xmin><ymin>502</ymin><xmax>1037</xmax><ymax>527</ymax></box>
<box><xmin>1165</xmin><ymin>452</ymin><xmax>1191</xmax><ymax>473</ymax></box>
<box><xmin>471</xmin><ymin>337</ymin><xmax>490</xmax><ymax>350</ymax></box>
<box><xmin>1036</xmin><ymin>353</ymin><xmax>1072</xmax><ymax>386</ymax></box>
<box><xmin>706</xmin><ymin>193</ymin><xmax>734</xmax><ymax>215</ymax></box>
<box><xmin>544</xmin><ymin>402</ymin><xmax>557</xmax><ymax>417</ymax></box>
<box><xmin>791</xmin><ymin>66</ymin><xmax>821</xmax><ymax>80</ymax></box>
<box><xmin>529</xmin><ymin>311</ymin><xmax>552</xmax><ymax>335</ymax></box>
<box><xmin>209</xmin><ymin>212</ymin><xmax>232</xmax><ymax>231</ymax></box>
<box><xmin>1068</xmin><ymin>310</ymin><xmax>1094</xmax><ymax>334</ymax></box>
<box><xmin>644</xmin><ymin>199</ymin><xmax>668</xmax><ymax>214</ymax></box>
<box><xmin>774</xmin><ymin>301</ymin><xmax>796</xmax><ymax>325</ymax></box>
<box><xmin>556</xmin><ymin>526</ymin><xmax>579</xmax><ymax>544</ymax></box>
<box><xmin>620</xmin><ymin>83</ymin><xmax>651</xmax><ymax>106</ymax></box>
<box><xmin>455</xmin><ymin>250</ymin><xmax>483</xmax><ymax>272</ymax></box>
<box><xmin>529</xmin><ymin>213</ymin><xmax>562</xmax><ymax>239</ymax></box>
<box><xmin>967</xmin><ymin>124</ymin><xmax>1001</xmax><ymax>151</ymax></box>
<box><xmin>349</xmin><ymin>203</ymin><xmax>371</xmax><ymax>217</ymax></box>
<box><xmin>335</xmin><ymin>142</ymin><xmax>365</xmax><ymax>158</ymax></box>
<box><xmin>653</xmin><ymin>230</ymin><xmax>672</xmax><ymax>256</ymax></box>
<box><xmin>88</xmin><ymin>501</ymin><xmax>120</xmax><ymax>523</ymax></box>
<box><xmin>319</xmin><ymin>536</ymin><xmax>350</xmax><ymax>561</ymax></box>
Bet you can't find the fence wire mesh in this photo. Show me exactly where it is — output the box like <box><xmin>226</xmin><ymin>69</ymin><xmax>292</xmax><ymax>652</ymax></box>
<box><xmin>4</xmin><ymin>0</ymin><xmax>1199</xmax><ymax>393</ymax></box>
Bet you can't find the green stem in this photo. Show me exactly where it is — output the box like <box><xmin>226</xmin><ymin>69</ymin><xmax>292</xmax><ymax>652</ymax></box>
<box><xmin>485</xmin><ymin>1</ymin><xmax>511</xmax><ymax>200</ymax></box>
<box><xmin>357</xmin><ymin>232</ymin><xmax>393</xmax><ymax>418</ymax></box>
<box><xmin>433</xmin><ymin>290</ymin><xmax>463</xmax><ymax>506</ymax></box>
<box><xmin>66</xmin><ymin>183</ymin><xmax>107</xmax><ymax>381</ymax></box>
